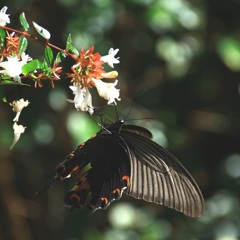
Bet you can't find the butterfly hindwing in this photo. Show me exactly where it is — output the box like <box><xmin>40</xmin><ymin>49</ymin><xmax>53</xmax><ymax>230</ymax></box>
<box><xmin>63</xmin><ymin>132</ymin><xmax>131</xmax><ymax>212</ymax></box>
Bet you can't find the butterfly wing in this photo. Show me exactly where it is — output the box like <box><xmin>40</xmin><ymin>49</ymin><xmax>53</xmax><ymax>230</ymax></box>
<box><xmin>120</xmin><ymin>128</ymin><xmax>204</xmax><ymax>218</ymax></box>
<box><xmin>37</xmin><ymin>121</ymin><xmax>204</xmax><ymax>217</ymax></box>
<box><xmin>121</xmin><ymin>124</ymin><xmax>153</xmax><ymax>139</ymax></box>
<box><xmin>62</xmin><ymin>134</ymin><xmax>131</xmax><ymax>213</ymax></box>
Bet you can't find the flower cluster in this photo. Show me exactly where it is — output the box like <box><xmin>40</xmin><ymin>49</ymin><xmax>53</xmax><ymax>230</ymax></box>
<box><xmin>9</xmin><ymin>99</ymin><xmax>29</xmax><ymax>149</ymax></box>
<box><xmin>0</xmin><ymin>7</ymin><xmax>62</xmax><ymax>87</ymax></box>
<box><xmin>67</xmin><ymin>46</ymin><xmax>120</xmax><ymax>114</ymax></box>
<box><xmin>0</xmin><ymin>6</ymin><xmax>122</xmax><ymax>148</ymax></box>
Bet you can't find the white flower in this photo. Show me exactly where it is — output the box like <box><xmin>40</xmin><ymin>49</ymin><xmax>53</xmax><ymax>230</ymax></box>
<box><xmin>68</xmin><ymin>84</ymin><xmax>94</xmax><ymax>115</ymax></box>
<box><xmin>10</xmin><ymin>98</ymin><xmax>30</xmax><ymax>122</ymax></box>
<box><xmin>0</xmin><ymin>6</ymin><xmax>10</xmax><ymax>27</ymax></box>
<box><xmin>101</xmin><ymin>48</ymin><xmax>120</xmax><ymax>68</ymax></box>
<box><xmin>10</xmin><ymin>122</ymin><xmax>26</xmax><ymax>150</ymax></box>
<box><xmin>0</xmin><ymin>52</ymin><xmax>30</xmax><ymax>83</ymax></box>
<box><xmin>101</xmin><ymin>71</ymin><xmax>118</xmax><ymax>79</ymax></box>
<box><xmin>92</xmin><ymin>78</ymin><xmax>120</xmax><ymax>105</ymax></box>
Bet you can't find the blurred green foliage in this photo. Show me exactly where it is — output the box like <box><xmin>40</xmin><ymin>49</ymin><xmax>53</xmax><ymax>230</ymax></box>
<box><xmin>0</xmin><ymin>0</ymin><xmax>240</xmax><ymax>239</ymax></box>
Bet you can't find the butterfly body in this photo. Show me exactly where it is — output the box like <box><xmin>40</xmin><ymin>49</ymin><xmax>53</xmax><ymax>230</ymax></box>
<box><xmin>43</xmin><ymin>120</ymin><xmax>204</xmax><ymax>217</ymax></box>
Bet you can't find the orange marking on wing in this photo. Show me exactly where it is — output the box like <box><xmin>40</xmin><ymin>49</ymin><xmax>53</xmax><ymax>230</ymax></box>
<box><xmin>72</xmin><ymin>176</ymin><xmax>90</xmax><ymax>192</ymax></box>
<box><xmin>90</xmin><ymin>134</ymin><xmax>96</xmax><ymax>139</ymax></box>
<box><xmin>66</xmin><ymin>166</ymin><xmax>79</xmax><ymax>178</ymax></box>
<box><xmin>112</xmin><ymin>188</ymin><xmax>121</xmax><ymax>195</ymax></box>
<box><xmin>69</xmin><ymin>193</ymin><xmax>81</xmax><ymax>204</ymax></box>
<box><xmin>122</xmin><ymin>175</ymin><xmax>130</xmax><ymax>186</ymax></box>
<box><xmin>79</xmin><ymin>143</ymin><xmax>85</xmax><ymax>148</ymax></box>
<box><xmin>72</xmin><ymin>166</ymin><xmax>79</xmax><ymax>172</ymax></box>
<box><xmin>100</xmin><ymin>197</ymin><xmax>109</xmax><ymax>205</ymax></box>
<box><xmin>69</xmin><ymin>153</ymin><xmax>74</xmax><ymax>157</ymax></box>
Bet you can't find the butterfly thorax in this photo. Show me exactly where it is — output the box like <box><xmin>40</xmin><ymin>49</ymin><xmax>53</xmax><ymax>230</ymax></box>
<box><xmin>99</xmin><ymin>119</ymin><xmax>124</xmax><ymax>136</ymax></box>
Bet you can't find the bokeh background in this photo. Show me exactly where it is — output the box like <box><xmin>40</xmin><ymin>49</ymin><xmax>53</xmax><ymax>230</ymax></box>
<box><xmin>1</xmin><ymin>0</ymin><xmax>240</xmax><ymax>239</ymax></box>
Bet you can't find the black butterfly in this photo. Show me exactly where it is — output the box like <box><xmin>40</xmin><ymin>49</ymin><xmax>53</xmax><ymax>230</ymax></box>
<box><xmin>38</xmin><ymin>119</ymin><xmax>204</xmax><ymax>217</ymax></box>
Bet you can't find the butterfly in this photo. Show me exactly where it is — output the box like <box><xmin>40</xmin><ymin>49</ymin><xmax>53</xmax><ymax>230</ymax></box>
<box><xmin>38</xmin><ymin>119</ymin><xmax>204</xmax><ymax>218</ymax></box>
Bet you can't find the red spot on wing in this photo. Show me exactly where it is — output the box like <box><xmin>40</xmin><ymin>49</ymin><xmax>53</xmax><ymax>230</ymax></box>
<box><xmin>122</xmin><ymin>175</ymin><xmax>130</xmax><ymax>186</ymax></box>
<box><xmin>112</xmin><ymin>188</ymin><xmax>121</xmax><ymax>195</ymax></box>
<box><xmin>100</xmin><ymin>197</ymin><xmax>109</xmax><ymax>205</ymax></box>
<box><xmin>78</xmin><ymin>143</ymin><xmax>85</xmax><ymax>148</ymax></box>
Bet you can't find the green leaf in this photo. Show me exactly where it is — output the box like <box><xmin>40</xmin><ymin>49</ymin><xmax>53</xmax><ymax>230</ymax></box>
<box><xmin>66</xmin><ymin>34</ymin><xmax>72</xmax><ymax>50</ymax></box>
<box><xmin>66</xmin><ymin>34</ymin><xmax>79</xmax><ymax>56</ymax></box>
<box><xmin>42</xmin><ymin>59</ymin><xmax>49</xmax><ymax>70</ymax></box>
<box><xmin>55</xmin><ymin>50</ymin><xmax>66</xmax><ymax>64</ymax></box>
<box><xmin>32</xmin><ymin>21</ymin><xmax>51</xmax><ymax>40</ymax></box>
<box><xmin>0</xmin><ymin>78</ymin><xmax>30</xmax><ymax>86</ymax></box>
<box><xmin>19</xmin><ymin>12</ymin><xmax>29</xmax><ymax>31</ymax></box>
<box><xmin>44</xmin><ymin>46</ymin><xmax>53</xmax><ymax>65</ymax></box>
<box><xmin>18</xmin><ymin>36</ymin><xmax>28</xmax><ymax>55</ymax></box>
<box><xmin>22</xmin><ymin>59</ymin><xmax>42</xmax><ymax>74</ymax></box>
<box><xmin>0</xmin><ymin>28</ymin><xmax>6</xmax><ymax>45</ymax></box>
<box><xmin>69</xmin><ymin>45</ymin><xmax>79</xmax><ymax>56</ymax></box>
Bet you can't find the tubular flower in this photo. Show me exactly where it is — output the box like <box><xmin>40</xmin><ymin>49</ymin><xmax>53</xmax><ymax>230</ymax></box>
<box><xmin>100</xmin><ymin>48</ymin><xmax>120</xmax><ymax>68</ymax></box>
<box><xmin>92</xmin><ymin>78</ymin><xmax>120</xmax><ymax>105</ymax></box>
<box><xmin>10</xmin><ymin>98</ymin><xmax>30</xmax><ymax>122</ymax></box>
<box><xmin>0</xmin><ymin>52</ymin><xmax>30</xmax><ymax>82</ymax></box>
<box><xmin>0</xmin><ymin>6</ymin><xmax>10</xmax><ymax>27</ymax></box>
<box><xmin>68</xmin><ymin>84</ymin><xmax>94</xmax><ymax>115</ymax></box>
<box><xmin>10</xmin><ymin>122</ymin><xmax>26</xmax><ymax>150</ymax></box>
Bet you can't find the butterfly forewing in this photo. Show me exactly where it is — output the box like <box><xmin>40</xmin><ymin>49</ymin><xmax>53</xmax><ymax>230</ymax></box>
<box><xmin>120</xmin><ymin>129</ymin><xmax>204</xmax><ymax>217</ymax></box>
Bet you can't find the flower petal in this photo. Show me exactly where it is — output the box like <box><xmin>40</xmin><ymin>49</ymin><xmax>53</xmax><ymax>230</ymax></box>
<box><xmin>68</xmin><ymin>85</ymin><xmax>94</xmax><ymax>115</ymax></box>
<box><xmin>10</xmin><ymin>98</ymin><xmax>30</xmax><ymax>122</ymax></box>
<box><xmin>100</xmin><ymin>48</ymin><xmax>120</xmax><ymax>68</ymax></box>
<box><xmin>0</xmin><ymin>52</ymin><xmax>30</xmax><ymax>83</ymax></box>
<box><xmin>10</xmin><ymin>122</ymin><xmax>26</xmax><ymax>150</ymax></box>
<box><xmin>0</xmin><ymin>6</ymin><xmax>10</xmax><ymax>27</ymax></box>
<box><xmin>92</xmin><ymin>78</ymin><xmax>120</xmax><ymax>105</ymax></box>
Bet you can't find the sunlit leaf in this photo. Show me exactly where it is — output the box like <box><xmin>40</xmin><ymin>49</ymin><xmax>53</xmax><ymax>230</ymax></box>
<box><xmin>22</xmin><ymin>59</ymin><xmax>42</xmax><ymax>74</ymax></box>
<box><xmin>0</xmin><ymin>78</ymin><xmax>30</xmax><ymax>86</ymax></box>
<box><xmin>66</xmin><ymin>33</ymin><xmax>79</xmax><ymax>56</ymax></box>
<box><xmin>42</xmin><ymin>59</ymin><xmax>50</xmax><ymax>70</ymax></box>
<box><xmin>0</xmin><ymin>28</ymin><xmax>6</xmax><ymax>45</ymax></box>
<box><xmin>44</xmin><ymin>46</ymin><xmax>53</xmax><ymax>65</ymax></box>
<box><xmin>19</xmin><ymin>12</ymin><xmax>29</xmax><ymax>31</ymax></box>
<box><xmin>55</xmin><ymin>51</ymin><xmax>66</xmax><ymax>64</ymax></box>
<box><xmin>66</xmin><ymin>34</ymin><xmax>72</xmax><ymax>50</ymax></box>
<box><xmin>18</xmin><ymin>36</ymin><xmax>28</xmax><ymax>55</ymax></box>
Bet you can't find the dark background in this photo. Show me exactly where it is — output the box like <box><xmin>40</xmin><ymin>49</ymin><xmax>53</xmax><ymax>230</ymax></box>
<box><xmin>0</xmin><ymin>0</ymin><xmax>240</xmax><ymax>239</ymax></box>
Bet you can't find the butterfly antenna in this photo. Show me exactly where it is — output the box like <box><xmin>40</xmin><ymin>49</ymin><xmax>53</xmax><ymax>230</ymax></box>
<box><xmin>90</xmin><ymin>106</ymin><xmax>112</xmax><ymax>134</ymax></box>
<box><xmin>113</xmin><ymin>104</ymin><xmax>120</xmax><ymax>120</ymax></box>
<box><xmin>125</xmin><ymin>116</ymin><xmax>156</xmax><ymax>122</ymax></box>
<box><xmin>123</xmin><ymin>88</ymin><xmax>148</xmax><ymax>121</ymax></box>
<box><xmin>124</xmin><ymin>100</ymin><xmax>135</xmax><ymax>121</ymax></box>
